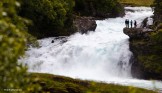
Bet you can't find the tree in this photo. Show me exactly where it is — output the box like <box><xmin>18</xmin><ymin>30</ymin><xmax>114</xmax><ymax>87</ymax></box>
<box><xmin>74</xmin><ymin>0</ymin><xmax>124</xmax><ymax>17</ymax></box>
<box><xmin>0</xmin><ymin>0</ymin><xmax>37</xmax><ymax>92</ymax></box>
<box><xmin>19</xmin><ymin>0</ymin><xmax>75</xmax><ymax>38</ymax></box>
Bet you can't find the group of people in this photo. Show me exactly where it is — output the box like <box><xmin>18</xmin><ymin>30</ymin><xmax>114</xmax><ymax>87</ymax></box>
<box><xmin>125</xmin><ymin>19</ymin><xmax>137</xmax><ymax>28</ymax></box>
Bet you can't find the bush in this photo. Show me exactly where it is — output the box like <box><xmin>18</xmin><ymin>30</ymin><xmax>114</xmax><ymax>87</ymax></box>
<box><xmin>153</xmin><ymin>0</ymin><xmax>162</xmax><ymax>15</ymax></box>
<box><xmin>151</xmin><ymin>29</ymin><xmax>162</xmax><ymax>43</ymax></box>
<box><xmin>153</xmin><ymin>0</ymin><xmax>162</xmax><ymax>23</ymax></box>
<box><xmin>0</xmin><ymin>0</ymin><xmax>39</xmax><ymax>92</ymax></box>
<box><xmin>19</xmin><ymin>0</ymin><xmax>75</xmax><ymax>38</ymax></box>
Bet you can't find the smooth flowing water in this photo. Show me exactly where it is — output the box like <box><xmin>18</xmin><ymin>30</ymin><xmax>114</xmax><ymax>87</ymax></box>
<box><xmin>20</xmin><ymin>7</ymin><xmax>162</xmax><ymax>91</ymax></box>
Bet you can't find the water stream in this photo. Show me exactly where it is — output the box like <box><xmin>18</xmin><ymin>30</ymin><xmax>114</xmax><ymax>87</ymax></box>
<box><xmin>20</xmin><ymin>7</ymin><xmax>162</xmax><ymax>91</ymax></box>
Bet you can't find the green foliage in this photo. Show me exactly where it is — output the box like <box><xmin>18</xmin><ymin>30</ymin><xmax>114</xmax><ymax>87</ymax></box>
<box><xmin>156</xmin><ymin>23</ymin><xmax>162</xmax><ymax>30</ymax></box>
<box><xmin>30</xmin><ymin>73</ymin><xmax>156</xmax><ymax>93</ymax></box>
<box><xmin>19</xmin><ymin>0</ymin><xmax>75</xmax><ymax>38</ymax></box>
<box><xmin>0</xmin><ymin>20</ymin><xmax>28</xmax><ymax>92</ymax></box>
<box><xmin>0</xmin><ymin>0</ymin><xmax>39</xmax><ymax>92</ymax></box>
<box><xmin>24</xmin><ymin>31</ymin><xmax>39</xmax><ymax>48</ymax></box>
<box><xmin>138</xmin><ymin>55</ymin><xmax>162</xmax><ymax>74</ymax></box>
<box><xmin>151</xmin><ymin>29</ymin><xmax>162</xmax><ymax>43</ymax></box>
<box><xmin>153</xmin><ymin>0</ymin><xmax>162</xmax><ymax>24</ymax></box>
<box><xmin>153</xmin><ymin>0</ymin><xmax>162</xmax><ymax>15</ymax></box>
<box><xmin>74</xmin><ymin>0</ymin><xmax>124</xmax><ymax>17</ymax></box>
<box><xmin>19</xmin><ymin>0</ymin><xmax>124</xmax><ymax>38</ymax></box>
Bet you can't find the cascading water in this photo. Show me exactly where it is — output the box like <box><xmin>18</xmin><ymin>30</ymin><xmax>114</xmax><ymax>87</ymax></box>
<box><xmin>20</xmin><ymin>7</ymin><xmax>162</xmax><ymax>91</ymax></box>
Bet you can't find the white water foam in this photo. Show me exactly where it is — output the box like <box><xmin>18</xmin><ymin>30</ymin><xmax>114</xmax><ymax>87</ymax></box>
<box><xmin>20</xmin><ymin>7</ymin><xmax>162</xmax><ymax>91</ymax></box>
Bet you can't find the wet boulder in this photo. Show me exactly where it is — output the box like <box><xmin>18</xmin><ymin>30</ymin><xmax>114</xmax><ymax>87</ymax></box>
<box><xmin>73</xmin><ymin>16</ymin><xmax>97</xmax><ymax>34</ymax></box>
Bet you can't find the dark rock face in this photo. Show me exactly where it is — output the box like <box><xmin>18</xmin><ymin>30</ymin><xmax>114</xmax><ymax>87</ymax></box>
<box><xmin>123</xmin><ymin>28</ymin><xmax>143</xmax><ymax>39</ymax></box>
<box><xmin>129</xmin><ymin>55</ymin><xmax>144</xmax><ymax>79</ymax></box>
<box><xmin>123</xmin><ymin>27</ymin><xmax>162</xmax><ymax>80</ymax></box>
<box><xmin>129</xmin><ymin>40</ymin><xmax>162</xmax><ymax>80</ymax></box>
<box><xmin>129</xmin><ymin>41</ymin><xmax>153</xmax><ymax>79</ymax></box>
<box><xmin>123</xmin><ymin>28</ymin><xmax>153</xmax><ymax>40</ymax></box>
<box><xmin>73</xmin><ymin>16</ymin><xmax>97</xmax><ymax>34</ymax></box>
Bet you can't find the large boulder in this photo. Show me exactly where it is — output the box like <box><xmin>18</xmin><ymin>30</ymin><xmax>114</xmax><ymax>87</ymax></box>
<box><xmin>73</xmin><ymin>16</ymin><xmax>97</xmax><ymax>34</ymax></box>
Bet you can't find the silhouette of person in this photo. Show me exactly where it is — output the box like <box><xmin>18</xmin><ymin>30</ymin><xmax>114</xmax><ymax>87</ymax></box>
<box><xmin>130</xmin><ymin>20</ymin><xmax>133</xmax><ymax>28</ymax></box>
<box><xmin>125</xmin><ymin>19</ymin><xmax>127</xmax><ymax>27</ymax></box>
<box><xmin>134</xmin><ymin>20</ymin><xmax>137</xmax><ymax>28</ymax></box>
<box><xmin>127</xmin><ymin>19</ymin><xmax>129</xmax><ymax>28</ymax></box>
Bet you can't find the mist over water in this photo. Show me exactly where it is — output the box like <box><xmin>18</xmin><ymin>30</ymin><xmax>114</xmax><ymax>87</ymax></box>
<box><xmin>20</xmin><ymin>7</ymin><xmax>162</xmax><ymax>90</ymax></box>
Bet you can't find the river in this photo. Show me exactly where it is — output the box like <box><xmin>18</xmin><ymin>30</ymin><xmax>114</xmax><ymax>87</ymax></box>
<box><xmin>20</xmin><ymin>7</ymin><xmax>162</xmax><ymax>91</ymax></box>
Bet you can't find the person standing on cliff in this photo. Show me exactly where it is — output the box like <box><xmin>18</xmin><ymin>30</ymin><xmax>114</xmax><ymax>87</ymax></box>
<box><xmin>125</xmin><ymin>19</ymin><xmax>129</xmax><ymax>28</ymax></box>
<box><xmin>134</xmin><ymin>20</ymin><xmax>137</xmax><ymax>28</ymax></box>
<box><xmin>130</xmin><ymin>20</ymin><xmax>133</xmax><ymax>28</ymax></box>
<box><xmin>125</xmin><ymin>19</ymin><xmax>127</xmax><ymax>28</ymax></box>
<box><xmin>127</xmin><ymin>19</ymin><xmax>129</xmax><ymax>28</ymax></box>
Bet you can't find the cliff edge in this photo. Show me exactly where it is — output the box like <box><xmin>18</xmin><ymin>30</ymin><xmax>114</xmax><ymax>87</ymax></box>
<box><xmin>123</xmin><ymin>27</ymin><xmax>162</xmax><ymax>80</ymax></box>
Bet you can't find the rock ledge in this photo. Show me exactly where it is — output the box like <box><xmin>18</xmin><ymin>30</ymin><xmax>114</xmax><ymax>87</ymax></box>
<box><xmin>123</xmin><ymin>28</ymin><xmax>153</xmax><ymax>40</ymax></box>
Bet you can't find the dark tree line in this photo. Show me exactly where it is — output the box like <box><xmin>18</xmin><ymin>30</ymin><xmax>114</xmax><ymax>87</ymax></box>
<box><xmin>19</xmin><ymin>0</ymin><xmax>124</xmax><ymax>38</ymax></box>
<box><xmin>74</xmin><ymin>0</ymin><xmax>124</xmax><ymax>17</ymax></box>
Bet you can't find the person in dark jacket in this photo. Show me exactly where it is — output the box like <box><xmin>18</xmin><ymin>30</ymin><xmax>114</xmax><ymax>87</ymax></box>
<box><xmin>125</xmin><ymin>19</ymin><xmax>129</xmax><ymax>28</ymax></box>
<box><xmin>134</xmin><ymin>20</ymin><xmax>137</xmax><ymax>28</ymax></box>
<box><xmin>130</xmin><ymin>20</ymin><xmax>133</xmax><ymax>28</ymax></box>
<box><xmin>127</xmin><ymin>19</ymin><xmax>129</xmax><ymax>28</ymax></box>
<box><xmin>125</xmin><ymin>19</ymin><xmax>127</xmax><ymax>27</ymax></box>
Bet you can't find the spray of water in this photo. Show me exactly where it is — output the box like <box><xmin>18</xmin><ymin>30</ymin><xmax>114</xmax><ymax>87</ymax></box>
<box><xmin>20</xmin><ymin>7</ymin><xmax>162</xmax><ymax>90</ymax></box>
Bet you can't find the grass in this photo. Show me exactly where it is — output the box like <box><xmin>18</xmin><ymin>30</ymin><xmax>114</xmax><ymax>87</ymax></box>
<box><xmin>29</xmin><ymin>73</ymin><xmax>156</xmax><ymax>93</ymax></box>
<box><xmin>118</xmin><ymin>0</ymin><xmax>154</xmax><ymax>6</ymax></box>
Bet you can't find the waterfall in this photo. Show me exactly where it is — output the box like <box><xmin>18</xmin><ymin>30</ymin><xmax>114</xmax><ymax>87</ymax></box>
<box><xmin>20</xmin><ymin>7</ymin><xmax>162</xmax><ymax>90</ymax></box>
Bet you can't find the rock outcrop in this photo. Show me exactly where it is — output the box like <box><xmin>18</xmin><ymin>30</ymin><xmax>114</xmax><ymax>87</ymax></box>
<box><xmin>123</xmin><ymin>28</ymin><xmax>153</xmax><ymax>40</ymax></box>
<box><xmin>73</xmin><ymin>16</ymin><xmax>97</xmax><ymax>34</ymax></box>
<box><xmin>123</xmin><ymin>27</ymin><xmax>162</xmax><ymax>80</ymax></box>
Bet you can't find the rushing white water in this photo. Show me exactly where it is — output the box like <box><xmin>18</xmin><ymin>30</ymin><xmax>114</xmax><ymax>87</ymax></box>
<box><xmin>20</xmin><ymin>7</ymin><xmax>162</xmax><ymax>91</ymax></box>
